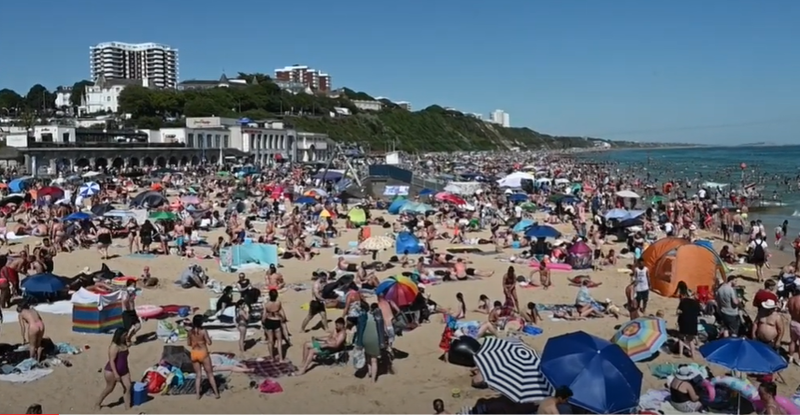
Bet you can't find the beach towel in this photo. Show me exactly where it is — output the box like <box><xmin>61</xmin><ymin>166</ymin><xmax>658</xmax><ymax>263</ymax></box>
<box><xmin>300</xmin><ymin>302</ymin><xmax>340</xmax><ymax>312</ymax></box>
<box><xmin>163</xmin><ymin>374</ymin><xmax>228</xmax><ymax>396</ymax></box>
<box><xmin>242</xmin><ymin>358</ymin><xmax>297</xmax><ymax>379</ymax></box>
<box><xmin>207</xmin><ymin>329</ymin><xmax>254</xmax><ymax>342</ymax></box>
<box><xmin>128</xmin><ymin>253</ymin><xmax>157</xmax><ymax>259</ymax></box>
<box><xmin>446</xmin><ymin>247</ymin><xmax>482</xmax><ymax>254</ymax></box>
<box><xmin>0</xmin><ymin>368</ymin><xmax>53</xmax><ymax>383</ymax></box>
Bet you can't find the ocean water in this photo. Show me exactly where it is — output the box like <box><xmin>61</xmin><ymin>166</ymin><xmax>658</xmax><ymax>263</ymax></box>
<box><xmin>578</xmin><ymin>145</ymin><xmax>800</xmax><ymax>234</ymax></box>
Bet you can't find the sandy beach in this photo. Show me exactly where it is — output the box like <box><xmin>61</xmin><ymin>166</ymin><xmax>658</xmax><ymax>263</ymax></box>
<box><xmin>1</xmin><ymin>206</ymin><xmax>797</xmax><ymax>414</ymax></box>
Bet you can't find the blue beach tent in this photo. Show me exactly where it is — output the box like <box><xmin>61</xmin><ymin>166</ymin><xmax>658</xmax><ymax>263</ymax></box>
<box><xmin>395</xmin><ymin>232</ymin><xmax>423</xmax><ymax>255</ymax></box>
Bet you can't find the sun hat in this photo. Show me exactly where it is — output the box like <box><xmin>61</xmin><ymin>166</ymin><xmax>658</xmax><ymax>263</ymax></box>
<box><xmin>674</xmin><ymin>365</ymin><xmax>700</xmax><ymax>381</ymax></box>
<box><xmin>761</xmin><ymin>299</ymin><xmax>778</xmax><ymax>309</ymax></box>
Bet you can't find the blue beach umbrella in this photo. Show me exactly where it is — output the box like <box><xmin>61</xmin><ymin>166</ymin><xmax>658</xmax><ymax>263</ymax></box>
<box><xmin>8</xmin><ymin>177</ymin><xmax>32</xmax><ymax>193</ymax></box>
<box><xmin>22</xmin><ymin>273</ymin><xmax>66</xmax><ymax>294</ymax></box>
<box><xmin>512</xmin><ymin>219</ymin><xmax>534</xmax><ymax>233</ymax></box>
<box><xmin>295</xmin><ymin>196</ymin><xmax>316</xmax><ymax>205</ymax></box>
<box><xmin>699</xmin><ymin>337</ymin><xmax>788</xmax><ymax>374</ymax></box>
<box><xmin>541</xmin><ymin>331</ymin><xmax>642</xmax><ymax>414</ymax></box>
<box><xmin>418</xmin><ymin>189</ymin><xmax>434</xmax><ymax>196</ymax></box>
<box><xmin>63</xmin><ymin>212</ymin><xmax>93</xmax><ymax>222</ymax></box>
<box><xmin>508</xmin><ymin>193</ymin><xmax>528</xmax><ymax>203</ymax></box>
<box><xmin>524</xmin><ymin>225</ymin><xmax>561</xmax><ymax>239</ymax></box>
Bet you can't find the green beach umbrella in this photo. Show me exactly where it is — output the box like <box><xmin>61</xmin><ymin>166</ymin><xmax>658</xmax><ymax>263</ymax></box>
<box><xmin>521</xmin><ymin>202</ymin><xmax>537</xmax><ymax>212</ymax></box>
<box><xmin>650</xmin><ymin>195</ymin><xmax>666</xmax><ymax>204</ymax></box>
<box><xmin>149</xmin><ymin>211</ymin><xmax>178</xmax><ymax>221</ymax></box>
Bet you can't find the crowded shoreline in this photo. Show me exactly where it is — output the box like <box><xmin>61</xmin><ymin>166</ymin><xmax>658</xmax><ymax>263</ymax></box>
<box><xmin>0</xmin><ymin>149</ymin><xmax>799</xmax><ymax>414</ymax></box>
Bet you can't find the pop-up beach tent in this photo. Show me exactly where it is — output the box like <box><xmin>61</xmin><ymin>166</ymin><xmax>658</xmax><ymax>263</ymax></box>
<box><xmin>219</xmin><ymin>243</ymin><xmax>279</xmax><ymax>272</ymax></box>
<box><xmin>395</xmin><ymin>232</ymin><xmax>423</xmax><ymax>255</ymax></box>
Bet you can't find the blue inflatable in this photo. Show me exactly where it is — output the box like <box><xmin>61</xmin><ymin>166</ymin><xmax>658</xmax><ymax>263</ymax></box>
<box><xmin>395</xmin><ymin>231</ymin><xmax>423</xmax><ymax>255</ymax></box>
<box><xmin>388</xmin><ymin>198</ymin><xmax>409</xmax><ymax>215</ymax></box>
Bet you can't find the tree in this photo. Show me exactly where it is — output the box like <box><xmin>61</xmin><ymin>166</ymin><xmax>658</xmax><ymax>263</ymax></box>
<box><xmin>0</xmin><ymin>89</ymin><xmax>23</xmax><ymax>113</ymax></box>
<box><xmin>24</xmin><ymin>84</ymin><xmax>54</xmax><ymax>112</ymax></box>
<box><xmin>68</xmin><ymin>80</ymin><xmax>94</xmax><ymax>107</ymax></box>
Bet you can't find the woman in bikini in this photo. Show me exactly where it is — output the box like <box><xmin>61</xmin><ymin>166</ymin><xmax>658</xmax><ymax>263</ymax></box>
<box><xmin>235</xmin><ymin>300</ymin><xmax>250</xmax><ymax>353</ymax></box>
<box><xmin>18</xmin><ymin>302</ymin><xmax>46</xmax><ymax>361</ymax></box>
<box><xmin>96</xmin><ymin>328</ymin><xmax>132</xmax><ymax>410</ymax></box>
<box><xmin>125</xmin><ymin>217</ymin><xmax>140</xmax><ymax>254</ymax></box>
<box><xmin>502</xmin><ymin>266</ymin><xmax>520</xmax><ymax>314</ymax></box>
<box><xmin>262</xmin><ymin>289</ymin><xmax>287</xmax><ymax>362</ymax></box>
<box><xmin>188</xmin><ymin>315</ymin><xmax>220</xmax><ymax>399</ymax></box>
<box><xmin>96</xmin><ymin>223</ymin><xmax>112</xmax><ymax>259</ymax></box>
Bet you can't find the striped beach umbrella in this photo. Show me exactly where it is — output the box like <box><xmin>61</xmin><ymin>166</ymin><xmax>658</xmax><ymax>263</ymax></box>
<box><xmin>611</xmin><ymin>317</ymin><xmax>668</xmax><ymax>362</ymax></box>
<box><xmin>79</xmin><ymin>182</ymin><xmax>100</xmax><ymax>197</ymax></box>
<box><xmin>474</xmin><ymin>337</ymin><xmax>554</xmax><ymax>403</ymax></box>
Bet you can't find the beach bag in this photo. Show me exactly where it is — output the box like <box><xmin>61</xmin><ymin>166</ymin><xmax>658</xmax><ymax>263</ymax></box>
<box><xmin>352</xmin><ymin>347</ymin><xmax>365</xmax><ymax>369</ymax></box>
<box><xmin>144</xmin><ymin>370</ymin><xmax>167</xmax><ymax>394</ymax></box>
<box><xmin>752</xmin><ymin>241</ymin><xmax>766</xmax><ymax>263</ymax></box>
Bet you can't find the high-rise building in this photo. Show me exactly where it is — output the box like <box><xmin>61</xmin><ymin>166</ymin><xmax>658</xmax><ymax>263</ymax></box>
<box><xmin>490</xmin><ymin>109</ymin><xmax>511</xmax><ymax>127</ymax></box>
<box><xmin>274</xmin><ymin>65</ymin><xmax>331</xmax><ymax>93</ymax></box>
<box><xmin>90</xmin><ymin>42</ymin><xmax>179</xmax><ymax>89</ymax></box>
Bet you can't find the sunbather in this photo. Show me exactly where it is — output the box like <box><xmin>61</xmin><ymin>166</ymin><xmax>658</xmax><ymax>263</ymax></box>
<box><xmin>296</xmin><ymin>317</ymin><xmax>347</xmax><ymax>375</ymax></box>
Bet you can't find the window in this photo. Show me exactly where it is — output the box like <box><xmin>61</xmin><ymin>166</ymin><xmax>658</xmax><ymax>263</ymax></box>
<box><xmin>206</xmin><ymin>135</ymin><xmax>212</xmax><ymax>148</ymax></box>
<box><xmin>106</xmin><ymin>96</ymin><xmax>111</xmax><ymax>102</ymax></box>
<box><xmin>223</xmin><ymin>135</ymin><xmax>229</xmax><ymax>148</ymax></box>
<box><xmin>215</xmin><ymin>134</ymin><xmax>221</xmax><ymax>148</ymax></box>
<box><xmin>187</xmin><ymin>133</ymin><xmax>195</xmax><ymax>147</ymax></box>
<box><xmin>62</xmin><ymin>132</ymin><xmax>70</xmax><ymax>143</ymax></box>
<box><xmin>196</xmin><ymin>134</ymin><xmax>203</xmax><ymax>147</ymax></box>
<box><xmin>280</xmin><ymin>135</ymin><xmax>285</xmax><ymax>148</ymax></box>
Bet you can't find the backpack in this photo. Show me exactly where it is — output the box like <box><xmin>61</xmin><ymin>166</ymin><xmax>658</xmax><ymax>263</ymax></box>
<box><xmin>752</xmin><ymin>240</ymin><xmax>766</xmax><ymax>263</ymax></box>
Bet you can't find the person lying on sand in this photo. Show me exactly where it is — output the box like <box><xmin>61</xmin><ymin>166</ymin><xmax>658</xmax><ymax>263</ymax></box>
<box><xmin>575</xmin><ymin>279</ymin><xmax>603</xmax><ymax>318</ymax></box>
<box><xmin>454</xmin><ymin>258</ymin><xmax>494</xmax><ymax>280</ymax></box>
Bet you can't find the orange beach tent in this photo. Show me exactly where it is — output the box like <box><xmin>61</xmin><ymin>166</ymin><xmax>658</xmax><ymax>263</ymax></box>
<box><xmin>641</xmin><ymin>237</ymin><xmax>690</xmax><ymax>272</ymax></box>
<box><xmin>649</xmin><ymin>244</ymin><xmax>726</xmax><ymax>297</ymax></box>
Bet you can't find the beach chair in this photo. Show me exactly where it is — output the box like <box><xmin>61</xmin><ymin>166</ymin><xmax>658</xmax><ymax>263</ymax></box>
<box><xmin>313</xmin><ymin>344</ymin><xmax>351</xmax><ymax>366</ymax></box>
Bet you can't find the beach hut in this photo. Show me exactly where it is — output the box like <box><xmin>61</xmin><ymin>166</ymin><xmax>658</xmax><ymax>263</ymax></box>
<box><xmin>566</xmin><ymin>241</ymin><xmax>593</xmax><ymax>270</ymax></box>
<box><xmin>70</xmin><ymin>288</ymin><xmax>125</xmax><ymax>334</ymax></box>
<box><xmin>650</xmin><ymin>244</ymin><xmax>726</xmax><ymax>297</ymax></box>
<box><xmin>641</xmin><ymin>237</ymin><xmax>691</xmax><ymax>273</ymax></box>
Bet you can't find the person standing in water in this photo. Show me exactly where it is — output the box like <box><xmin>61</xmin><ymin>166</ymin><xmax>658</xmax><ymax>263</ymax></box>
<box><xmin>18</xmin><ymin>302</ymin><xmax>45</xmax><ymax>361</ymax></box>
<box><xmin>96</xmin><ymin>328</ymin><xmax>131</xmax><ymax>410</ymax></box>
<box><xmin>188</xmin><ymin>315</ymin><xmax>220</xmax><ymax>399</ymax></box>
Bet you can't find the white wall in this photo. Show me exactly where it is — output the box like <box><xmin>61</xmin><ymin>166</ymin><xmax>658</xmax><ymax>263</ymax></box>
<box><xmin>83</xmin><ymin>85</ymin><xmax>126</xmax><ymax>113</ymax></box>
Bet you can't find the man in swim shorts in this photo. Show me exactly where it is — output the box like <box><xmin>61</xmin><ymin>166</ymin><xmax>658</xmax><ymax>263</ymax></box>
<box><xmin>296</xmin><ymin>318</ymin><xmax>347</xmax><ymax>375</ymax></box>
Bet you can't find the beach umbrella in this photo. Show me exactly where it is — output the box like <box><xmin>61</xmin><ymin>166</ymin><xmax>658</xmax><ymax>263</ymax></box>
<box><xmin>650</xmin><ymin>195</ymin><xmax>666</xmax><ymax>204</ymax></box>
<box><xmin>615</xmin><ymin>190</ymin><xmax>640</xmax><ymax>199</ymax></box>
<box><xmin>8</xmin><ymin>176</ymin><xmax>32</xmax><ymax>193</ymax></box>
<box><xmin>79</xmin><ymin>182</ymin><xmax>101</xmax><ymax>197</ymax></box>
<box><xmin>295</xmin><ymin>196</ymin><xmax>316</xmax><ymax>205</ymax></box>
<box><xmin>699</xmin><ymin>337</ymin><xmax>788</xmax><ymax>374</ymax></box>
<box><xmin>524</xmin><ymin>225</ymin><xmax>561</xmax><ymax>239</ymax></box>
<box><xmin>0</xmin><ymin>194</ymin><xmax>24</xmax><ymax>207</ymax></box>
<box><xmin>508</xmin><ymin>193</ymin><xmax>528</xmax><ymax>203</ymax></box>
<box><xmin>180</xmin><ymin>195</ymin><xmax>201</xmax><ymax>205</ymax></box>
<box><xmin>604</xmin><ymin>208</ymin><xmax>631</xmax><ymax>220</ymax></box>
<box><xmin>419</xmin><ymin>188</ymin><xmax>434</xmax><ymax>196</ymax></box>
<box><xmin>359</xmin><ymin>235</ymin><xmax>394</xmax><ymax>251</ymax></box>
<box><xmin>91</xmin><ymin>203</ymin><xmax>115</xmax><ymax>216</ymax></box>
<box><xmin>474</xmin><ymin>337</ymin><xmax>554</xmax><ymax>403</ymax></box>
<box><xmin>62</xmin><ymin>212</ymin><xmax>93</xmax><ymax>222</ymax></box>
<box><xmin>38</xmin><ymin>186</ymin><xmax>64</xmax><ymax>199</ymax></box>
<box><xmin>520</xmin><ymin>202</ymin><xmax>537</xmax><ymax>212</ymax></box>
<box><xmin>374</xmin><ymin>275</ymin><xmax>419</xmax><ymax>307</ymax></box>
<box><xmin>611</xmin><ymin>317</ymin><xmax>668</xmax><ymax>362</ymax></box>
<box><xmin>541</xmin><ymin>331</ymin><xmax>642</xmax><ymax>414</ymax></box>
<box><xmin>130</xmin><ymin>191</ymin><xmax>167</xmax><ymax>208</ymax></box>
<box><xmin>149</xmin><ymin>211</ymin><xmax>178</xmax><ymax>221</ymax></box>
<box><xmin>305</xmin><ymin>188</ymin><xmax>328</xmax><ymax>197</ymax></box>
<box><xmin>512</xmin><ymin>219</ymin><xmax>534</xmax><ymax>233</ymax></box>
<box><xmin>22</xmin><ymin>273</ymin><xmax>66</xmax><ymax>294</ymax></box>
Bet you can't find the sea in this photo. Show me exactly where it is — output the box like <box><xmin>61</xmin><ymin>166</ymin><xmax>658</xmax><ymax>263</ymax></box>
<box><xmin>578</xmin><ymin>145</ymin><xmax>800</xmax><ymax>235</ymax></box>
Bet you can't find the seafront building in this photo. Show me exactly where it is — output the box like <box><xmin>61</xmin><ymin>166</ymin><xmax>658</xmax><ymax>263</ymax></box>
<box><xmin>90</xmin><ymin>42</ymin><xmax>179</xmax><ymax>89</ymax></box>
<box><xmin>490</xmin><ymin>109</ymin><xmax>511</xmax><ymax>127</ymax></box>
<box><xmin>55</xmin><ymin>76</ymin><xmax>154</xmax><ymax>114</ymax></box>
<box><xmin>0</xmin><ymin>117</ymin><xmax>334</xmax><ymax>174</ymax></box>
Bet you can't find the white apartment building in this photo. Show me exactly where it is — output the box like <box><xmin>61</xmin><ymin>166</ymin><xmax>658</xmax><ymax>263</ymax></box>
<box><xmin>90</xmin><ymin>42</ymin><xmax>178</xmax><ymax>89</ymax></box>
<box><xmin>490</xmin><ymin>109</ymin><xmax>511</xmax><ymax>127</ymax></box>
<box><xmin>55</xmin><ymin>76</ymin><xmax>151</xmax><ymax>114</ymax></box>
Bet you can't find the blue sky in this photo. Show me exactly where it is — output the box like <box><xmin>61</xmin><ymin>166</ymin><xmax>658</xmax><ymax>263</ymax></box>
<box><xmin>2</xmin><ymin>0</ymin><xmax>799</xmax><ymax>144</ymax></box>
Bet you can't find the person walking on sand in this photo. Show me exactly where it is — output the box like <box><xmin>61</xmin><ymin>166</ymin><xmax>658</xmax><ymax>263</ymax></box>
<box><xmin>300</xmin><ymin>274</ymin><xmax>329</xmax><ymax>333</ymax></box>
<box><xmin>96</xmin><ymin>328</ymin><xmax>131</xmax><ymax>410</ymax></box>
<box><xmin>748</xmin><ymin>236</ymin><xmax>769</xmax><ymax>283</ymax></box>
<box><xmin>631</xmin><ymin>259</ymin><xmax>650</xmax><ymax>313</ymax></box>
<box><xmin>188</xmin><ymin>315</ymin><xmax>220</xmax><ymax>399</ymax></box>
<box><xmin>18</xmin><ymin>302</ymin><xmax>45</xmax><ymax>361</ymax></box>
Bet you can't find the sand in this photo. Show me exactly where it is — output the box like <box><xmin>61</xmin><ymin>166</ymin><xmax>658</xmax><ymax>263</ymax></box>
<box><xmin>1</xmin><ymin>214</ymin><xmax>797</xmax><ymax>414</ymax></box>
